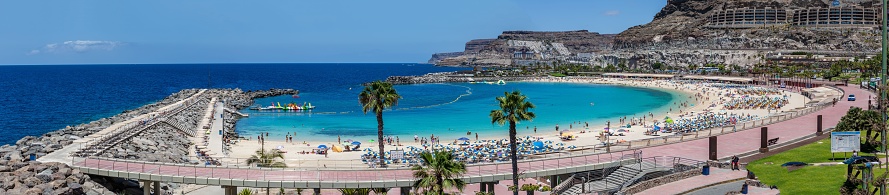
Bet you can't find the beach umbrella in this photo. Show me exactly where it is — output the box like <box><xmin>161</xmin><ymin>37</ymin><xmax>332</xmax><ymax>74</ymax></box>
<box><xmin>345</xmin><ymin>139</ymin><xmax>353</xmax><ymax>143</ymax></box>
<box><xmin>317</xmin><ymin>145</ymin><xmax>328</xmax><ymax>149</ymax></box>
<box><xmin>352</xmin><ymin>141</ymin><xmax>362</xmax><ymax>145</ymax></box>
<box><xmin>458</xmin><ymin>137</ymin><xmax>470</xmax><ymax>141</ymax></box>
<box><xmin>369</xmin><ymin>139</ymin><xmax>375</xmax><ymax>143</ymax></box>
<box><xmin>275</xmin><ymin>145</ymin><xmax>284</xmax><ymax>150</ymax></box>
<box><xmin>532</xmin><ymin>141</ymin><xmax>544</xmax><ymax>149</ymax></box>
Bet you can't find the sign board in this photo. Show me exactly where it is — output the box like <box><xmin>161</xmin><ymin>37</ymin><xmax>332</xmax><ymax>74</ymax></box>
<box><xmin>831</xmin><ymin>131</ymin><xmax>861</xmax><ymax>153</ymax></box>
<box><xmin>390</xmin><ymin>150</ymin><xmax>404</xmax><ymax>160</ymax></box>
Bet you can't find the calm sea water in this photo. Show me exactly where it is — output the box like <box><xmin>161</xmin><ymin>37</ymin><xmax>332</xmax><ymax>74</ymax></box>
<box><xmin>237</xmin><ymin>82</ymin><xmax>686</xmax><ymax>142</ymax></box>
<box><xmin>0</xmin><ymin>63</ymin><xmax>467</xmax><ymax>145</ymax></box>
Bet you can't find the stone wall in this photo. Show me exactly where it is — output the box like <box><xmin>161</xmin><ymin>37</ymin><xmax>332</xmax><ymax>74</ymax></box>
<box><xmin>619</xmin><ymin>168</ymin><xmax>702</xmax><ymax>195</ymax></box>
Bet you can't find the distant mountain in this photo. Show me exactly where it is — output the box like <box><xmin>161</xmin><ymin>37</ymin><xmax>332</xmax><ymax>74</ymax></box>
<box><xmin>431</xmin><ymin>0</ymin><xmax>881</xmax><ymax>68</ymax></box>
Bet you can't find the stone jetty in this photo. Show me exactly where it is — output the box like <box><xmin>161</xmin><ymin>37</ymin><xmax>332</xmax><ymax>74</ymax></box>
<box><xmin>383</xmin><ymin>72</ymin><xmax>536</xmax><ymax>85</ymax></box>
<box><xmin>0</xmin><ymin>88</ymin><xmax>296</xmax><ymax>195</ymax></box>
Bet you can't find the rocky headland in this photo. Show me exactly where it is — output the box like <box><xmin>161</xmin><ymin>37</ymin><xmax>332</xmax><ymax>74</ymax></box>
<box><xmin>429</xmin><ymin>0</ymin><xmax>881</xmax><ymax>68</ymax></box>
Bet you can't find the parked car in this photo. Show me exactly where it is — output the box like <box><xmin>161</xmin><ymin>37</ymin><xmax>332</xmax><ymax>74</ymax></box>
<box><xmin>848</xmin><ymin>94</ymin><xmax>856</xmax><ymax>101</ymax></box>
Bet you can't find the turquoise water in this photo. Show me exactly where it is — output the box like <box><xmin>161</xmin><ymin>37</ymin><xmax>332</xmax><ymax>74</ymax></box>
<box><xmin>236</xmin><ymin>82</ymin><xmax>688</xmax><ymax>142</ymax></box>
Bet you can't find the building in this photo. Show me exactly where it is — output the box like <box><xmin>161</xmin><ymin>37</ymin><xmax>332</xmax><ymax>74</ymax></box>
<box><xmin>706</xmin><ymin>5</ymin><xmax>879</xmax><ymax>29</ymax></box>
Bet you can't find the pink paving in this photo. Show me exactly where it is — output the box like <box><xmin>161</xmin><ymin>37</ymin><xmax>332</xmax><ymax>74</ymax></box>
<box><xmin>640</xmin><ymin>86</ymin><xmax>868</xmax><ymax>161</ymax></box>
<box><xmin>73</xmin><ymin>86</ymin><xmax>868</xmax><ymax>188</ymax></box>
<box><xmin>636</xmin><ymin>168</ymin><xmax>746</xmax><ymax>195</ymax></box>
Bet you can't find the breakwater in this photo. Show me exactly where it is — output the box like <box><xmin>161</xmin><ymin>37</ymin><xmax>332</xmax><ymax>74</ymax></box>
<box><xmin>0</xmin><ymin>88</ymin><xmax>296</xmax><ymax>195</ymax></box>
<box><xmin>383</xmin><ymin>72</ymin><xmax>539</xmax><ymax>85</ymax></box>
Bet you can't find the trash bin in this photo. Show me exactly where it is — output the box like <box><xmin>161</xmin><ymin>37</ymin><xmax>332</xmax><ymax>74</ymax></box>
<box><xmin>218</xmin><ymin>130</ymin><xmax>222</xmax><ymax>135</ymax></box>
<box><xmin>29</xmin><ymin>154</ymin><xmax>36</xmax><ymax>161</ymax></box>
<box><xmin>702</xmin><ymin>165</ymin><xmax>710</xmax><ymax>175</ymax></box>
<box><xmin>741</xmin><ymin>183</ymin><xmax>748</xmax><ymax>194</ymax></box>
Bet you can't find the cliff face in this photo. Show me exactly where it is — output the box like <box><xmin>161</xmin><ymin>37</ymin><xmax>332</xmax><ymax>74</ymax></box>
<box><xmin>615</xmin><ymin>0</ymin><xmax>841</xmax><ymax>46</ymax></box>
<box><xmin>428</xmin><ymin>30</ymin><xmax>616</xmax><ymax>66</ymax></box>
<box><xmin>430</xmin><ymin>0</ymin><xmax>880</xmax><ymax>68</ymax></box>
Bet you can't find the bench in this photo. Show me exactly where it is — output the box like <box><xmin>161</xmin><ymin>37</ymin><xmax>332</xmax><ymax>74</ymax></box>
<box><xmin>767</xmin><ymin>137</ymin><xmax>780</xmax><ymax>146</ymax></box>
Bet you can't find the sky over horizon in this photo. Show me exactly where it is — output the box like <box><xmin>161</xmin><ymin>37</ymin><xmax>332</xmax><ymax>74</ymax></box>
<box><xmin>0</xmin><ymin>0</ymin><xmax>666</xmax><ymax>65</ymax></box>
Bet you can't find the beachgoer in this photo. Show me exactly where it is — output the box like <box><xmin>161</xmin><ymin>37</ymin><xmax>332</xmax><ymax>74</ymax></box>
<box><xmin>338</xmin><ymin>135</ymin><xmax>341</xmax><ymax>144</ymax></box>
<box><xmin>731</xmin><ymin>155</ymin><xmax>740</xmax><ymax>171</ymax></box>
<box><xmin>475</xmin><ymin>133</ymin><xmax>478</xmax><ymax>141</ymax></box>
<box><xmin>534</xmin><ymin>126</ymin><xmax>537</xmax><ymax>133</ymax></box>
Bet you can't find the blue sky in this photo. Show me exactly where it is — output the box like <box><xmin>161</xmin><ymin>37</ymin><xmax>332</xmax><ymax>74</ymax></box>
<box><xmin>0</xmin><ymin>0</ymin><xmax>666</xmax><ymax>64</ymax></box>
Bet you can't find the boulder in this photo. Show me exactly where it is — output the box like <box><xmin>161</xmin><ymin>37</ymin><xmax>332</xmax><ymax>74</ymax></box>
<box><xmin>50</xmin><ymin>180</ymin><xmax>66</xmax><ymax>189</ymax></box>
<box><xmin>22</xmin><ymin>177</ymin><xmax>41</xmax><ymax>187</ymax></box>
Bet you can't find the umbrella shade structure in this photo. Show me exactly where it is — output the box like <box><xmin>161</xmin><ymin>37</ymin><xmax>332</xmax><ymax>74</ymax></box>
<box><xmin>369</xmin><ymin>139</ymin><xmax>375</xmax><ymax>143</ymax></box>
<box><xmin>532</xmin><ymin>141</ymin><xmax>545</xmax><ymax>149</ymax></box>
<box><xmin>275</xmin><ymin>145</ymin><xmax>284</xmax><ymax>150</ymax></box>
<box><xmin>332</xmin><ymin>145</ymin><xmax>344</xmax><ymax>152</ymax></box>
<box><xmin>352</xmin><ymin>141</ymin><xmax>362</xmax><ymax>145</ymax></box>
<box><xmin>363</xmin><ymin>148</ymin><xmax>373</xmax><ymax>152</ymax></box>
<box><xmin>843</xmin><ymin>156</ymin><xmax>880</xmax><ymax>164</ymax></box>
<box><xmin>458</xmin><ymin>137</ymin><xmax>470</xmax><ymax>141</ymax></box>
<box><xmin>781</xmin><ymin>162</ymin><xmax>807</xmax><ymax>167</ymax></box>
<box><xmin>317</xmin><ymin>145</ymin><xmax>328</xmax><ymax>149</ymax></box>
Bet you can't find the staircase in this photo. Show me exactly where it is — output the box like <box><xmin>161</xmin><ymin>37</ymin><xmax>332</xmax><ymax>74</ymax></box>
<box><xmin>560</xmin><ymin>161</ymin><xmax>660</xmax><ymax>195</ymax></box>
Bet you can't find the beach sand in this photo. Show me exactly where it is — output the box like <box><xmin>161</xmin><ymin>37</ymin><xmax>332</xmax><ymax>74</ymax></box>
<box><xmin>222</xmin><ymin>78</ymin><xmax>812</xmax><ymax>168</ymax></box>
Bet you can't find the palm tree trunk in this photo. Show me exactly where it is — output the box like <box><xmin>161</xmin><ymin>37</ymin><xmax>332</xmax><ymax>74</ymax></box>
<box><xmin>377</xmin><ymin>111</ymin><xmax>386</xmax><ymax>167</ymax></box>
<box><xmin>509</xmin><ymin>121</ymin><xmax>519</xmax><ymax>195</ymax></box>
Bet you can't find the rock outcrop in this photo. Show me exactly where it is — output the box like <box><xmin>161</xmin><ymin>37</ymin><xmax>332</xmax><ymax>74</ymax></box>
<box><xmin>429</xmin><ymin>0</ymin><xmax>880</xmax><ymax>68</ymax></box>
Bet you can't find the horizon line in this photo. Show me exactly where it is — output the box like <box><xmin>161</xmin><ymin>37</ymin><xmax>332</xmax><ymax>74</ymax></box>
<box><xmin>0</xmin><ymin>62</ymin><xmax>435</xmax><ymax>66</ymax></box>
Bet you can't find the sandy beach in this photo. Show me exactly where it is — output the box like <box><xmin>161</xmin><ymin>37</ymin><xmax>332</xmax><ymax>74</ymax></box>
<box><xmin>222</xmin><ymin>77</ymin><xmax>813</xmax><ymax>168</ymax></box>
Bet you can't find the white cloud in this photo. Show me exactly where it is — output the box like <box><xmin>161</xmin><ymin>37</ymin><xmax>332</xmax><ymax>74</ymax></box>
<box><xmin>29</xmin><ymin>40</ymin><xmax>125</xmax><ymax>55</ymax></box>
<box><xmin>604</xmin><ymin>10</ymin><xmax>621</xmax><ymax>16</ymax></box>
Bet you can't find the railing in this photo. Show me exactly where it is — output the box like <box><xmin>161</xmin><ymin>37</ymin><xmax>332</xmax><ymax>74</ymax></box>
<box><xmin>552</xmin><ymin>174</ymin><xmax>580</xmax><ymax>195</ymax></box>
<box><xmin>615</xmin><ymin>156</ymin><xmax>706</xmax><ymax>193</ymax></box>
<box><xmin>71</xmin><ymin>149</ymin><xmax>640</xmax><ymax>183</ymax></box>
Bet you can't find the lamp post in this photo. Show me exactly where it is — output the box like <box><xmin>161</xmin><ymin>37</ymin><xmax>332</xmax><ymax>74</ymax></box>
<box><xmin>882</xmin><ymin>0</ymin><xmax>888</xmax><ymax>170</ymax></box>
<box><xmin>606</xmin><ymin>121</ymin><xmax>611</xmax><ymax>153</ymax></box>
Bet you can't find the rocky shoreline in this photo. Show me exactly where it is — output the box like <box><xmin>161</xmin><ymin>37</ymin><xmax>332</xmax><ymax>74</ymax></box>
<box><xmin>0</xmin><ymin>88</ymin><xmax>296</xmax><ymax>195</ymax></box>
<box><xmin>383</xmin><ymin>72</ymin><xmax>540</xmax><ymax>85</ymax></box>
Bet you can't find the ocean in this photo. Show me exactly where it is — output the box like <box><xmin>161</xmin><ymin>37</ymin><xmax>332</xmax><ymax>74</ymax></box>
<box><xmin>0</xmin><ymin>63</ymin><xmax>467</xmax><ymax>145</ymax></box>
<box><xmin>238</xmin><ymin>81</ymin><xmax>684</xmax><ymax>143</ymax></box>
<box><xmin>0</xmin><ymin>63</ymin><xmax>686</xmax><ymax>146</ymax></box>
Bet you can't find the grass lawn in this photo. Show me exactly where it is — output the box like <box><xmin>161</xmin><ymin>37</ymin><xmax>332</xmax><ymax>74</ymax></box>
<box><xmin>747</xmin><ymin>137</ymin><xmax>889</xmax><ymax>195</ymax></box>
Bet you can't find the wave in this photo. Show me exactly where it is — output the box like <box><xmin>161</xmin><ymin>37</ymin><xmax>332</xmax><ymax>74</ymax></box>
<box><xmin>394</xmin><ymin>83</ymin><xmax>472</xmax><ymax>111</ymax></box>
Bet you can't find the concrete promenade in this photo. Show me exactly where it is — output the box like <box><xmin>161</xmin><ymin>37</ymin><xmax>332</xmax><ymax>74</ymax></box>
<box><xmin>636</xmin><ymin>168</ymin><xmax>746</xmax><ymax>195</ymax></box>
<box><xmin>639</xmin><ymin>86</ymin><xmax>865</xmax><ymax>161</ymax></box>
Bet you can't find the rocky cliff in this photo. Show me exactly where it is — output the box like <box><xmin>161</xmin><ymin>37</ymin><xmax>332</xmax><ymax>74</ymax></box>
<box><xmin>429</xmin><ymin>0</ymin><xmax>881</xmax><ymax>68</ymax></box>
<box><xmin>430</xmin><ymin>30</ymin><xmax>616</xmax><ymax>66</ymax></box>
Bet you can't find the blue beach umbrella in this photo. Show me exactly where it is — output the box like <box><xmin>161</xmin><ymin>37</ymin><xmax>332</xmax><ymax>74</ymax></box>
<box><xmin>317</xmin><ymin>145</ymin><xmax>328</xmax><ymax>149</ymax></box>
<box><xmin>352</xmin><ymin>141</ymin><xmax>362</xmax><ymax>145</ymax></box>
<box><xmin>458</xmin><ymin>137</ymin><xmax>470</xmax><ymax>141</ymax></box>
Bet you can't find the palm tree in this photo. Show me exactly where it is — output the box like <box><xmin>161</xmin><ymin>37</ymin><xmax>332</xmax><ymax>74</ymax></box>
<box><xmin>371</xmin><ymin>188</ymin><xmax>389</xmax><ymax>195</ymax></box>
<box><xmin>338</xmin><ymin>188</ymin><xmax>370</xmax><ymax>195</ymax></box>
<box><xmin>412</xmin><ymin>151</ymin><xmax>467</xmax><ymax>195</ymax></box>
<box><xmin>238</xmin><ymin>188</ymin><xmax>256</xmax><ymax>195</ymax></box>
<box><xmin>489</xmin><ymin>91</ymin><xmax>536</xmax><ymax>195</ymax></box>
<box><xmin>359</xmin><ymin>81</ymin><xmax>402</xmax><ymax>166</ymax></box>
<box><xmin>246</xmin><ymin>149</ymin><xmax>287</xmax><ymax>168</ymax></box>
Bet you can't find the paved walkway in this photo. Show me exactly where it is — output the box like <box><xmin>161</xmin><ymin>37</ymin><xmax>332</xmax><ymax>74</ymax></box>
<box><xmin>639</xmin><ymin>86</ymin><xmax>865</xmax><ymax>161</ymax></box>
<box><xmin>637</xmin><ymin>168</ymin><xmax>745</xmax><ymax>195</ymax></box>
<box><xmin>208</xmin><ymin>99</ymin><xmax>225</xmax><ymax>156</ymax></box>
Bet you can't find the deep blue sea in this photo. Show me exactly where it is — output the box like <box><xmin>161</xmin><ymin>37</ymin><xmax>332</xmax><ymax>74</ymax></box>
<box><xmin>0</xmin><ymin>63</ymin><xmax>467</xmax><ymax>145</ymax></box>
